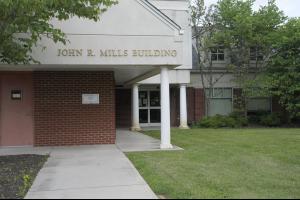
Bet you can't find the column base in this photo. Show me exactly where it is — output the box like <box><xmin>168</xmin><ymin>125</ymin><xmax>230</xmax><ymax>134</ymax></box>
<box><xmin>160</xmin><ymin>143</ymin><xmax>173</xmax><ymax>149</ymax></box>
<box><xmin>179</xmin><ymin>125</ymin><xmax>190</xmax><ymax>129</ymax></box>
<box><xmin>130</xmin><ymin>126</ymin><xmax>142</xmax><ymax>132</ymax></box>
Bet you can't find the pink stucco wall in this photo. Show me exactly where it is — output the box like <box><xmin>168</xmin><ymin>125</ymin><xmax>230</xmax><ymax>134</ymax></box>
<box><xmin>0</xmin><ymin>72</ymin><xmax>34</xmax><ymax>146</ymax></box>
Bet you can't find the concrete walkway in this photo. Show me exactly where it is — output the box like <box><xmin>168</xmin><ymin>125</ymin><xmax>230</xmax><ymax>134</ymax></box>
<box><xmin>23</xmin><ymin>145</ymin><xmax>157</xmax><ymax>199</ymax></box>
<box><xmin>0</xmin><ymin>130</ymin><xmax>182</xmax><ymax>199</ymax></box>
<box><xmin>0</xmin><ymin>146</ymin><xmax>52</xmax><ymax>156</ymax></box>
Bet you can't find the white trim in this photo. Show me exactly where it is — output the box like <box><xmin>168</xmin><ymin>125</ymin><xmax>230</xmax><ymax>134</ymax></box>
<box><xmin>160</xmin><ymin>67</ymin><xmax>173</xmax><ymax>149</ymax></box>
<box><xmin>179</xmin><ymin>84</ymin><xmax>189</xmax><ymax>129</ymax></box>
<box><xmin>137</xmin><ymin>0</ymin><xmax>182</xmax><ymax>33</ymax></box>
<box><xmin>131</xmin><ymin>84</ymin><xmax>142</xmax><ymax>131</ymax></box>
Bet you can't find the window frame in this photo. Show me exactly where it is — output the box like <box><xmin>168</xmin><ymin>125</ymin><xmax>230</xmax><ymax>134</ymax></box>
<box><xmin>139</xmin><ymin>89</ymin><xmax>161</xmax><ymax>126</ymax></box>
<box><xmin>250</xmin><ymin>46</ymin><xmax>264</xmax><ymax>62</ymax></box>
<box><xmin>205</xmin><ymin>88</ymin><xmax>234</xmax><ymax>116</ymax></box>
<box><xmin>246</xmin><ymin>97</ymin><xmax>272</xmax><ymax>112</ymax></box>
<box><xmin>210</xmin><ymin>47</ymin><xmax>225</xmax><ymax>62</ymax></box>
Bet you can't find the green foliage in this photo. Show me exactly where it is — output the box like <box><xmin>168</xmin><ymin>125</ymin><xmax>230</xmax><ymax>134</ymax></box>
<box><xmin>259</xmin><ymin>113</ymin><xmax>282</xmax><ymax>127</ymax></box>
<box><xmin>198</xmin><ymin>115</ymin><xmax>234</xmax><ymax>128</ymax></box>
<box><xmin>193</xmin><ymin>0</ymin><xmax>298</xmax><ymax>121</ymax></box>
<box><xmin>0</xmin><ymin>0</ymin><xmax>118</xmax><ymax>64</ymax></box>
<box><xmin>229</xmin><ymin>111</ymin><xmax>249</xmax><ymax>126</ymax></box>
<box><xmin>210</xmin><ymin>0</ymin><xmax>287</xmax><ymax>114</ymax></box>
<box><xmin>213</xmin><ymin>0</ymin><xmax>286</xmax><ymax>70</ymax></box>
<box><xmin>262</xmin><ymin>18</ymin><xmax>300</xmax><ymax>121</ymax></box>
<box><xmin>18</xmin><ymin>174</ymin><xmax>32</xmax><ymax>197</ymax></box>
<box><xmin>247</xmin><ymin>111</ymin><xmax>270</xmax><ymax>124</ymax></box>
<box><xmin>195</xmin><ymin>114</ymin><xmax>248</xmax><ymax>128</ymax></box>
<box><xmin>191</xmin><ymin>0</ymin><xmax>288</xmax><ymax>116</ymax></box>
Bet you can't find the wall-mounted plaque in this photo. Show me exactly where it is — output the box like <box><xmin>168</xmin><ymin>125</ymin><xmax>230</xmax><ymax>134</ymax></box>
<box><xmin>11</xmin><ymin>90</ymin><xmax>22</xmax><ymax>100</ymax></box>
<box><xmin>82</xmin><ymin>94</ymin><xmax>100</xmax><ymax>105</ymax></box>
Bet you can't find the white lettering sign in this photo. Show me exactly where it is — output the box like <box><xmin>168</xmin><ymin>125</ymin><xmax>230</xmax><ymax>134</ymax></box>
<box><xmin>57</xmin><ymin>49</ymin><xmax>177</xmax><ymax>58</ymax></box>
<box><xmin>82</xmin><ymin>94</ymin><xmax>100</xmax><ymax>105</ymax></box>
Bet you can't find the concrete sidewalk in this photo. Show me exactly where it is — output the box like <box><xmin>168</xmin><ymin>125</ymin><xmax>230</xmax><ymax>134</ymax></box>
<box><xmin>24</xmin><ymin>145</ymin><xmax>157</xmax><ymax>199</ymax></box>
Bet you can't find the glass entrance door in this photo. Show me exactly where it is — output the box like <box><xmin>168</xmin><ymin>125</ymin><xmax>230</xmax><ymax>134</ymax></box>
<box><xmin>139</xmin><ymin>90</ymin><xmax>161</xmax><ymax>126</ymax></box>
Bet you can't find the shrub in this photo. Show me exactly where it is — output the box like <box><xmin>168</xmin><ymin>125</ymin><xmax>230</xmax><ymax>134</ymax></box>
<box><xmin>247</xmin><ymin>111</ymin><xmax>270</xmax><ymax>124</ymax></box>
<box><xmin>259</xmin><ymin>113</ymin><xmax>282</xmax><ymax>127</ymax></box>
<box><xmin>229</xmin><ymin>112</ymin><xmax>249</xmax><ymax>127</ymax></box>
<box><xmin>196</xmin><ymin>114</ymin><xmax>248</xmax><ymax>128</ymax></box>
<box><xmin>198</xmin><ymin>115</ymin><xmax>231</xmax><ymax>128</ymax></box>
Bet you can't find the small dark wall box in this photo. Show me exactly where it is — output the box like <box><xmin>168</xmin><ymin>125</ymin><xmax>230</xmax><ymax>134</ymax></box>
<box><xmin>11</xmin><ymin>90</ymin><xmax>22</xmax><ymax>100</ymax></box>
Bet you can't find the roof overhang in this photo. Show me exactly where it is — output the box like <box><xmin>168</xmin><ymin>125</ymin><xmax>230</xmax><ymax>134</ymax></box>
<box><xmin>0</xmin><ymin>0</ymin><xmax>185</xmax><ymax>85</ymax></box>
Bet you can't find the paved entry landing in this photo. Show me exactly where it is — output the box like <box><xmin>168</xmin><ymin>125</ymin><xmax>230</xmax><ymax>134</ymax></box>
<box><xmin>116</xmin><ymin>129</ymin><xmax>182</xmax><ymax>152</ymax></box>
<box><xmin>24</xmin><ymin>145</ymin><xmax>157</xmax><ymax>199</ymax></box>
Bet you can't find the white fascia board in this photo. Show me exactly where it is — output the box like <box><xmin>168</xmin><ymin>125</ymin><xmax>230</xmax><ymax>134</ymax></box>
<box><xmin>138</xmin><ymin>69</ymin><xmax>191</xmax><ymax>84</ymax></box>
<box><xmin>138</xmin><ymin>0</ymin><xmax>182</xmax><ymax>32</ymax></box>
<box><xmin>148</xmin><ymin>0</ymin><xmax>190</xmax><ymax>11</ymax></box>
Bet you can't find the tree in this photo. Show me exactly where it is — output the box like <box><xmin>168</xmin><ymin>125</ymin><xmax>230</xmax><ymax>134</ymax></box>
<box><xmin>211</xmin><ymin>0</ymin><xmax>286</xmax><ymax>115</ymax></box>
<box><xmin>0</xmin><ymin>0</ymin><xmax>117</xmax><ymax>64</ymax></box>
<box><xmin>262</xmin><ymin>18</ymin><xmax>300</xmax><ymax>122</ymax></box>
<box><xmin>191</xmin><ymin>0</ymin><xmax>228</xmax><ymax>116</ymax></box>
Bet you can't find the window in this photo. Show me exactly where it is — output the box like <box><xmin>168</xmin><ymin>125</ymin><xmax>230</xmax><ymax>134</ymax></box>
<box><xmin>250</xmin><ymin>47</ymin><xmax>264</xmax><ymax>61</ymax></box>
<box><xmin>211</xmin><ymin>47</ymin><xmax>225</xmax><ymax>61</ymax></box>
<box><xmin>206</xmin><ymin>88</ymin><xmax>232</xmax><ymax>99</ymax></box>
<box><xmin>139</xmin><ymin>90</ymin><xmax>161</xmax><ymax>125</ymax></box>
<box><xmin>247</xmin><ymin>98</ymin><xmax>271</xmax><ymax>111</ymax></box>
<box><xmin>205</xmin><ymin>88</ymin><xmax>233</xmax><ymax>116</ymax></box>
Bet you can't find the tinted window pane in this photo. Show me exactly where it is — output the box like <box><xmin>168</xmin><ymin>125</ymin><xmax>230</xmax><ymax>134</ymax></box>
<box><xmin>250</xmin><ymin>47</ymin><xmax>263</xmax><ymax>61</ymax></box>
<box><xmin>139</xmin><ymin>109</ymin><xmax>148</xmax><ymax>123</ymax></box>
<box><xmin>222</xmin><ymin>88</ymin><xmax>232</xmax><ymax>98</ymax></box>
<box><xmin>139</xmin><ymin>91</ymin><xmax>148</xmax><ymax>107</ymax></box>
<box><xmin>218</xmin><ymin>54</ymin><xmax>225</xmax><ymax>61</ymax></box>
<box><xmin>213</xmin><ymin>88</ymin><xmax>223</xmax><ymax>98</ymax></box>
<box><xmin>247</xmin><ymin>98</ymin><xmax>271</xmax><ymax>111</ymax></box>
<box><xmin>257</xmin><ymin>55</ymin><xmax>264</xmax><ymax>61</ymax></box>
<box><xmin>211</xmin><ymin>54</ymin><xmax>218</xmax><ymax>61</ymax></box>
<box><xmin>208</xmin><ymin>99</ymin><xmax>232</xmax><ymax>116</ymax></box>
<box><xmin>150</xmin><ymin>91</ymin><xmax>160</xmax><ymax>107</ymax></box>
<box><xmin>212</xmin><ymin>88</ymin><xmax>232</xmax><ymax>98</ymax></box>
<box><xmin>150</xmin><ymin>109</ymin><xmax>161</xmax><ymax>123</ymax></box>
<box><xmin>205</xmin><ymin>89</ymin><xmax>213</xmax><ymax>98</ymax></box>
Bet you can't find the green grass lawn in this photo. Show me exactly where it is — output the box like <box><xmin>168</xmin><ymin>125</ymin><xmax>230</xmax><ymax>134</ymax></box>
<box><xmin>126</xmin><ymin>128</ymin><xmax>300</xmax><ymax>199</ymax></box>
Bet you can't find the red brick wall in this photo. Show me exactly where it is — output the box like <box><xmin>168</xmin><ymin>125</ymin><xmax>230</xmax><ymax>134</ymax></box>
<box><xmin>187</xmin><ymin>87</ymin><xmax>195</xmax><ymax>123</ymax></box>
<box><xmin>194</xmin><ymin>88</ymin><xmax>205</xmax><ymax>121</ymax></box>
<box><xmin>34</xmin><ymin>71</ymin><xmax>115</xmax><ymax>146</ymax></box>
<box><xmin>170</xmin><ymin>87</ymin><xmax>180</xmax><ymax>127</ymax></box>
<box><xmin>187</xmin><ymin>87</ymin><xmax>205</xmax><ymax>124</ymax></box>
<box><xmin>116</xmin><ymin>89</ymin><xmax>132</xmax><ymax>128</ymax></box>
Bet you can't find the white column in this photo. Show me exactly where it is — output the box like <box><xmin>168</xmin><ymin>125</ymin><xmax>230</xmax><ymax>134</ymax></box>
<box><xmin>160</xmin><ymin>67</ymin><xmax>173</xmax><ymax>149</ymax></box>
<box><xmin>131</xmin><ymin>84</ymin><xmax>141</xmax><ymax>131</ymax></box>
<box><xmin>179</xmin><ymin>84</ymin><xmax>189</xmax><ymax>129</ymax></box>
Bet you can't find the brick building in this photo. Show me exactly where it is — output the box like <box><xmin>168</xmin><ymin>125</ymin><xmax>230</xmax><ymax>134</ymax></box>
<box><xmin>0</xmin><ymin>0</ymin><xmax>283</xmax><ymax>149</ymax></box>
<box><xmin>0</xmin><ymin>0</ymin><xmax>192</xmax><ymax>149</ymax></box>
